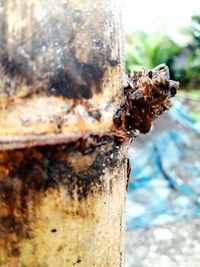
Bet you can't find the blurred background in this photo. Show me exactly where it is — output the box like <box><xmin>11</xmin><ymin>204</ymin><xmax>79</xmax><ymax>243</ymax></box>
<box><xmin>124</xmin><ymin>1</ymin><xmax>200</xmax><ymax>266</ymax></box>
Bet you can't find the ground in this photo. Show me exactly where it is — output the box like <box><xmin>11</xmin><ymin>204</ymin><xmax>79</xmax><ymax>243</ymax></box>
<box><xmin>125</xmin><ymin>93</ymin><xmax>200</xmax><ymax>267</ymax></box>
<box><xmin>125</xmin><ymin>217</ymin><xmax>200</xmax><ymax>267</ymax></box>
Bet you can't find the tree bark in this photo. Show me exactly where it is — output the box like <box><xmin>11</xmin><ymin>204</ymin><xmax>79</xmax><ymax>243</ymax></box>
<box><xmin>0</xmin><ymin>0</ymin><xmax>126</xmax><ymax>266</ymax></box>
<box><xmin>0</xmin><ymin>1</ymin><xmax>179</xmax><ymax>266</ymax></box>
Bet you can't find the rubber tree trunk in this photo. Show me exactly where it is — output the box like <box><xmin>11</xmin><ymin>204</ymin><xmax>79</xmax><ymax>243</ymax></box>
<box><xmin>0</xmin><ymin>1</ymin><xmax>179</xmax><ymax>266</ymax></box>
<box><xmin>0</xmin><ymin>0</ymin><xmax>126</xmax><ymax>266</ymax></box>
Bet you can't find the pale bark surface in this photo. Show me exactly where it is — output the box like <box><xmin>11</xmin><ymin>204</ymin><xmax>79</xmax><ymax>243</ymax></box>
<box><xmin>0</xmin><ymin>143</ymin><xmax>127</xmax><ymax>267</ymax></box>
<box><xmin>0</xmin><ymin>1</ymin><xmax>179</xmax><ymax>266</ymax></box>
<box><xmin>0</xmin><ymin>0</ymin><xmax>123</xmax><ymax>149</ymax></box>
<box><xmin>0</xmin><ymin>0</ymin><xmax>126</xmax><ymax>266</ymax></box>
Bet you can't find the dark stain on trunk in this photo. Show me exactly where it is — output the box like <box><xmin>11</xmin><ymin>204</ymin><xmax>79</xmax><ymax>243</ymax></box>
<box><xmin>0</xmin><ymin>1</ymin><xmax>119</xmax><ymax>99</ymax></box>
<box><xmin>0</xmin><ymin>137</ymin><xmax>125</xmax><ymax>259</ymax></box>
<box><xmin>48</xmin><ymin>62</ymin><xmax>104</xmax><ymax>99</ymax></box>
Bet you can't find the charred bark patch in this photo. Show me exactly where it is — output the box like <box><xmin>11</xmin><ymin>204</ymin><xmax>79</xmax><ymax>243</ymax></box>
<box><xmin>2</xmin><ymin>56</ymin><xmax>25</xmax><ymax>78</ymax></box>
<box><xmin>48</xmin><ymin>62</ymin><xmax>104</xmax><ymax>99</ymax></box>
<box><xmin>0</xmin><ymin>138</ymin><xmax>122</xmax><ymax>206</ymax></box>
<box><xmin>0</xmin><ymin>138</ymin><xmax>125</xmax><ymax>260</ymax></box>
<box><xmin>48</xmin><ymin>68</ymin><xmax>92</xmax><ymax>99</ymax></box>
<box><xmin>0</xmin><ymin>1</ymin><xmax>120</xmax><ymax>100</ymax></box>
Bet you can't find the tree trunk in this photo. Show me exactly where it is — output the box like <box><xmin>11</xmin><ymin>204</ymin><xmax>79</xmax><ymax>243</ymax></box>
<box><xmin>0</xmin><ymin>1</ymin><xmax>179</xmax><ymax>266</ymax></box>
<box><xmin>0</xmin><ymin>0</ymin><xmax>126</xmax><ymax>266</ymax></box>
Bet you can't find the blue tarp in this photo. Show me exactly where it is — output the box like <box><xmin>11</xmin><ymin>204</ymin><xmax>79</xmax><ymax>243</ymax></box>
<box><xmin>126</xmin><ymin>101</ymin><xmax>200</xmax><ymax>228</ymax></box>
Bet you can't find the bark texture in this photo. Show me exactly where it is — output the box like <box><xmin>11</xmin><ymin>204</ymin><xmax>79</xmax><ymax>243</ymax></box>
<box><xmin>0</xmin><ymin>1</ymin><xmax>179</xmax><ymax>266</ymax></box>
<box><xmin>0</xmin><ymin>0</ymin><xmax>123</xmax><ymax>149</ymax></box>
<box><xmin>0</xmin><ymin>0</ymin><xmax>126</xmax><ymax>266</ymax></box>
<box><xmin>0</xmin><ymin>143</ymin><xmax>127</xmax><ymax>267</ymax></box>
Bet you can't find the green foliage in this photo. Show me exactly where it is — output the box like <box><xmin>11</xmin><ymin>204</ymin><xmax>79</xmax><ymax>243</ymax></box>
<box><xmin>175</xmin><ymin>15</ymin><xmax>200</xmax><ymax>88</ymax></box>
<box><xmin>125</xmin><ymin>15</ymin><xmax>200</xmax><ymax>89</ymax></box>
<box><xmin>190</xmin><ymin>15</ymin><xmax>200</xmax><ymax>47</ymax></box>
<box><xmin>125</xmin><ymin>31</ymin><xmax>181</xmax><ymax>76</ymax></box>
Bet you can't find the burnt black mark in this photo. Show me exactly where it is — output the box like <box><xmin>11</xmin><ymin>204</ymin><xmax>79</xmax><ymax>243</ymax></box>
<box><xmin>48</xmin><ymin>61</ymin><xmax>104</xmax><ymax>99</ymax></box>
<box><xmin>1</xmin><ymin>55</ymin><xmax>33</xmax><ymax>85</ymax></box>
<box><xmin>0</xmin><ymin>0</ymin><xmax>120</xmax><ymax>100</ymax></box>
<box><xmin>37</xmin><ymin>142</ymin><xmax>119</xmax><ymax>200</ymax></box>
<box><xmin>2</xmin><ymin>56</ymin><xmax>22</xmax><ymax>76</ymax></box>
<box><xmin>3</xmin><ymin>137</ymin><xmax>121</xmax><ymax>203</ymax></box>
<box><xmin>48</xmin><ymin>68</ymin><xmax>91</xmax><ymax>99</ymax></box>
<box><xmin>0</xmin><ymin>138</ymin><xmax>123</xmax><ymax>252</ymax></box>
